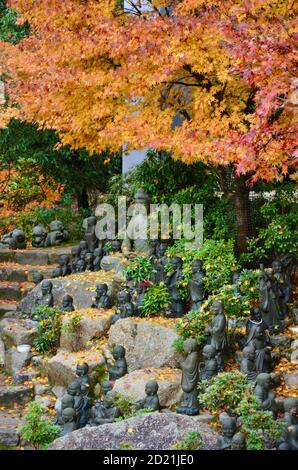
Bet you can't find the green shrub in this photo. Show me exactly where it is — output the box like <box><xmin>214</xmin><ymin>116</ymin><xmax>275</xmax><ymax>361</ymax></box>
<box><xmin>140</xmin><ymin>283</ymin><xmax>171</xmax><ymax>316</ymax></box>
<box><xmin>33</xmin><ymin>306</ymin><xmax>62</xmax><ymax>354</ymax></box>
<box><xmin>61</xmin><ymin>313</ymin><xmax>82</xmax><ymax>337</ymax></box>
<box><xmin>235</xmin><ymin>395</ymin><xmax>285</xmax><ymax>450</ymax></box>
<box><xmin>173</xmin><ymin>431</ymin><xmax>203</xmax><ymax>450</ymax></box>
<box><xmin>200</xmin><ymin>371</ymin><xmax>249</xmax><ymax>413</ymax></box>
<box><xmin>111</xmin><ymin>394</ymin><xmax>136</xmax><ymax>419</ymax></box>
<box><xmin>174</xmin><ymin>306</ymin><xmax>212</xmax><ymax>348</ymax></box>
<box><xmin>19</xmin><ymin>401</ymin><xmax>60</xmax><ymax>449</ymax></box>
<box><xmin>123</xmin><ymin>255</ymin><xmax>155</xmax><ymax>284</ymax></box>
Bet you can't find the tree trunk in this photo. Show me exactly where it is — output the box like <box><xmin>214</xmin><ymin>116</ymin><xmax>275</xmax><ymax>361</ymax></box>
<box><xmin>76</xmin><ymin>188</ymin><xmax>89</xmax><ymax>211</ymax></box>
<box><xmin>234</xmin><ymin>175</ymin><xmax>252</xmax><ymax>256</ymax></box>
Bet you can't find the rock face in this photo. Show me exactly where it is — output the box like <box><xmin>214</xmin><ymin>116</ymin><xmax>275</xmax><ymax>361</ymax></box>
<box><xmin>50</xmin><ymin>412</ymin><xmax>218</xmax><ymax>450</ymax></box>
<box><xmin>108</xmin><ymin>318</ymin><xmax>183</xmax><ymax>372</ymax></box>
<box><xmin>113</xmin><ymin>368</ymin><xmax>182</xmax><ymax>408</ymax></box>
<box><xmin>46</xmin><ymin>349</ymin><xmax>105</xmax><ymax>389</ymax></box>
<box><xmin>60</xmin><ymin>309</ymin><xmax>113</xmax><ymax>353</ymax></box>
<box><xmin>0</xmin><ymin>318</ymin><xmax>37</xmax><ymax>347</ymax></box>
<box><xmin>0</xmin><ymin>384</ymin><xmax>33</xmax><ymax>406</ymax></box>
<box><xmin>284</xmin><ymin>372</ymin><xmax>298</xmax><ymax>389</ymax></box>
<box><xmin>0</xmin><ymin>410</ymin><xmax>23</xmax><ymax>447</ymax></box>
<box><xmin>18</xmin><ymin>271</ymin><xmax>121</xmax><ymax>315</ymax></box>
<box><xmin>5</xmin><ymin>348</ymin><xmax>32</xmax><ymax>383</ymax></box>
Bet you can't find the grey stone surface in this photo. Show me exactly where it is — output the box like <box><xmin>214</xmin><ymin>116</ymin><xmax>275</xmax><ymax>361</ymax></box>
<box><xmin>108</xmin><ymin>318</ymin><xmax>184</xmax><ymax>372</ymax></box>
<box><xmin>5</xmin><ymin>348</ymin><xmax>32</xmax><ymax>382</ymax></box>
<box><xmin>0</xmin><ymin>338</ymin><xmax>4</xmax><ymax>368</ymax></box>
<box><xmin>270</xmin><ymin>335</ymin><xmax>291</xmax><ymax>347</ymax></box>
<box><xmin>0</xmin><ymin>282</ymin><xmax>21</xmax><ymax>301</ymax></box>
<box><xmin>34</xmin><ymin>382</ymin><xmax>51</xmax><ymax>396</ymax></box>
<box><xmin>0</xmin><ymin>384</ymin><xmax>33</xmax><ymax>406</ymax></box>
<box><xmin>0</xmin><ymin>410</ymin><xmax>23</xmax><ymax>447</ymax></box>
<box><xmin>0</xmin><ymin>318</ymin><xmax>37</xmax><ymax>348</ymax></box>
<box><xmin>50</xmin><ymin>412</ymin><xmax>219</xmax><ymax>450</ymax></box>
<box><xmin>291</xmin><ymin>339</ymin><xmax>298</xmax><ymax>351</ymax></box>
<box><xmin>284</xmin><ymin>372</ymin><xmax>298</xmax><ymax>389</ymax></box>
<box><xmin>100</xmin><ymin>255</ymin><xmax>125</xmax><ymax>273</ymax></box>
<box><xmin>0</xmin><ymin>302</ymin><xmax>17</xmax><ymax>317</ymax></box>
<box><xmin>290</xmin><ymin>350</ymin><xmax>298</xmax><ymax>364</ymax></box>
<box><xmin>113</xmin><ymin>368</ymin><xmax>182</xmax><ymax>408</ymax></box>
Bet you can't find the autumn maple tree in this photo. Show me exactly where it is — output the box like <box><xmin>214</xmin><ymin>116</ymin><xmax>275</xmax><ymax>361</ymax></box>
<box><xmin>1</xmin><ymin>0</ymin><xmax>297</xmax><ymax>252</ymax></box>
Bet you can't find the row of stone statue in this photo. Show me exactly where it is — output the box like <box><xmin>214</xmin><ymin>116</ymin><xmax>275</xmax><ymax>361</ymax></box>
<box><xmin>0</xmin><ymin>221</ymin><xmax>69</xmax><ymax>250</ymax></box>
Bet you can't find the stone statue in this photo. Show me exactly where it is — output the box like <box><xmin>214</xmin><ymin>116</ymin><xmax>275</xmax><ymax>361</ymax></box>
<box><xmin>93</xmin><ymin>247</ymin><xmax>104</xmax><ymax>271</ymax></box>
<box><xmin>240</xmin><ymin>345</ymin><xmax>257</xmax><ymax>382</ymax></box>
<box><xmin>35</xmin><ymin>280</ymin><xmax>54</xmax><ymax>310</ymax></box>
<box><xmin>32</xmin><ymin>225</ymin><xmax>47</xmax><ymax>248</ymax></box>
<box><xmin>188</xmin><ymin>259</ymin><xmax>206</xmax><ymax>311</ymax></box>
<box><xmin>76</xmin><ymin>259</ymin><xmax>86</xmax><ymax>273</ymax></box>
<box><xmin>122</xmin><ymin>188</ymin><xmax>151</xmax><ymax>255</ymax></box>
<box><xmin>85</xmin><ymin>252</ymin><xmax>94</xmax><ymax>272</ymax></box>
<box><xmin>277</xmin><ymin>398</ymin><xmax>298</xmax><ymax>449</ymax></box>
<box><xmin>135</xmin><ymin>380</ymin><xmax>161</xmax><ymax>412</ymax></box>
<box><xmin>61</xmin><ymin>408</ymin><xmax>77</xmax><ymax>436</ymax></box>
<box><xmin>59</xmin><ymin>254</ymin><xmax>71</xmax><ymax>277</ymax></box>
<box><xmin>79</xmin><ymin>240</ymin><xmax>89</xmax><ymax>260</ymax></box>
<box><xmin>246</xmin><ymin>324</ymin><xmax>273</xmax><ymax>373</ymax></box>
<box><xmin>45</xmin><ymin>220</ymin><xmax>69</xmax><ymax>247</ymax></box>
<box><xmin>32</xmin><ymin>271</ymin><xmax>44</xmax><ymax>285</ymax></box>
<box><xmin>278</xmin><ymin>425</ymin><xmax>298</xmax><ymax>450</ymax></box>
<box><xmin>83</xmin><ymin>216</ymin><xmax>98</xmax><ymax>252</ymax></box>
<box><xmin>231</xmin><ymin>272</ymin><xmax>242</xmax><ymax>295</ymax></box>
<box><xmin>259</xmin><ymin>267</ymin><xmax>283</xmax><ymax>331</ymax></box>
<box><xmin>231</xmin><ymin>432</ymin><xmax>246</xmax><ymax>450</ymax></box>
<box><xmin>107</xmin><ymin>345</ymin><xmax>128</xmax><ymax>381</ymax></box>
<box><xmin>199</xmin><ymin>344</ymin><xmax>218</xmax><ymax>381</ymax></box>
<box><xmin>52</xmin><ymin>267</ymin><xmax>63</xmax><ymax>278</ymax></box>
<box><xmin>131</xmin><ymin>285</ymin><xmax>145</xmax><ymax>317</ymax></box>
<box><xmin>91</xmin><ymin>283</ymin><xmax>111</xmax><ymax>309</ymax></box>
<box><xmin>65</xmin><ymin>381</ymin><xmax>84</xmax><ymax>427</ymax></box>
<box><xmin>76</xmin><ymin>363</ymin><xmax>90</xmax><ymax>393</ymax></box>
<box><xmin>216</xmin><ymin>413</ymin><xmax>237</xmax><ymax>450</ymax></box>
<box><xmin>254</xmin><ymin>373</ymin><xmax>278</xmax><ymax>419</ymax></box>
<box><xmin>0</xmin><ymin>229</ymin><xmax>26</xmax><ymax>250</ymax></box>
<box><xmin>89</xmin><ymin>391</ymin><xmax>121</xmax><ymax>426</ymax></box>
<box><xmin>61</xmin><ymin>294</ymin><xmax>75</xmax><ymax>313</ymax></box>
<box><xmin>111</xmin><ymin>289</ymin><xmax>135</xmax><ymax>323</ymax></box>
<box><xmin>245</xmin><ymin>307</ymin><xmax>268</xmax><ymax>338</ymax></box>
<box><xmin>54</xmin><ymin>394</ymin><xmax>75</xmax><ymax>426</ymax></box>
<box><xmin>205</xmin><ymin>300</ymin><xmax>227</xmax><ymax>371</ymax></box>
<box><xmin>165</xmin><ymin>256</ymin><xmax>184</xmax><ymax>318</ymax></box>
<box><xmin>176</xmin><ymin>338</ymin><xmax>200</xmax><ymax>416</ymax></box>
<box><xmin>272</xmin><ymin>259</ymin><xmax>292</xmax><ymax>319</ymax></box>
<box><xmin>70</xmin><ymin>246</ymin><xmax>81</xmax><ymax>273</ymax></box>
<box><xmin>75</xmin><ymin>363</ymin><xmax>92</xmax><ymax>428</ymax></box>
<box><xmin>154</xmin><ymin>243</ymin><xmax>168</xmax><ymax>284</ymax></box>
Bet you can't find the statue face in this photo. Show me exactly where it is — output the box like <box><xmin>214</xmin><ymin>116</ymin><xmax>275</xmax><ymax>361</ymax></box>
<box><xmin>159</xmin><ymin>244</ymin><xmax>167</xmax><ymax>256</ymax></box>
<box><xmin>272</xmin><ymin>261</ymin><xmax>282</xmax><ymax>273</ymax></box>
<box><xmin>192</xmin><ymin>260</ymin><xmax>203</xmax><ymax>272</ymax></box>
<box><xmin>113</xmin><ymin>346</ymin><xmax>124</xmax><ymax>359</ymax></box>
<box><xmin>62</xmin><ymin>409</ymin><xmax>75</xmax><ymax>423</ymax></box>
<box><xmin>62</xmin><ymin>397</ymin><xmax>74</xmax><ymax>409</ymax></box>
<box><xmin>145</xmin><ymin>381</ymin><xmax>158</xmax><ymax>396</ymax></box>
<box><xmin>67</xmin><ymin>382</ymin><xmax>80</xmax><ymax>396</ymax></box>
<box><xmin>41</xmin><ymin>281</ymin><xmax>52</xmax><ymax>295</ymax></box>
<box><xmin>76</xmin><ymin>364</ymin><xmax>88</xmax><ymax>377</ymax></box>
<box><xmin>212</xmin><ymin>301</ymin><xmax>222</xmax><ymax>315</ymax></box>
<box><xmin>222</xmin><ymin>423</ymin><xmax>236</xmax><ymax>438</ymax></box>
<box><xmin>97</xmin><ymin>285</ymin><xmax>107</xmax><ymax>296</ymax></box>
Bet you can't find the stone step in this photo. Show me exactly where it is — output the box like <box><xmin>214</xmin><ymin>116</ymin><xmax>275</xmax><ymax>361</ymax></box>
<box><xmin>0</xmin><ymin>246</ymin><xmax>73</xmax><ymax>266</ymax></box>
<box><xmin>0</xmin><ymin>302</ymin><xmax>17</xmax><ymax>317</ymax></box>
<box><xmin>0</xmin><ymin>384</ymin><xmax>34</xmax><ymax>406</ymax></box>
<box><xmin>0</xmin><ymin>409</ymin><xmax>24</xmax><ymax>448</ymax></box>
<box><xmin>0</xmin><ymin>281</ymin><xmax>34</xmax><ymax>302</ymax></box>
<box><xmin>0</xmin><ymin>263</ymin><xmax>55</xmax><ymax>283</ymax></box>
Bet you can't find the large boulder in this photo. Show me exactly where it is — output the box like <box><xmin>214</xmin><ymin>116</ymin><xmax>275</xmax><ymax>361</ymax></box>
<box><xmin>108</xmin><ymin>318</ymin><xmax>183</xmax><ymax>372</ymax></box>
<box><xmin>60</xmin><ymin>309</ymin><xmax>114</xmax><ymax>352</ymax></box>
<box><xmin>46</xmin><ymin>349</ymin><xmax>106</xmax><ymax>389</ymax></box>
<box><xmin>113</xmin><ymin>368</ymin><xmax>182</xmax><ymax>408</ymax></box>
<box><xmin>50</xmin><ymin>412</ymin><xmax>218</xmax><ymax>450</ymax></box>
<box><xmin>5</xmin><ymin>347</ymin><xmax>32</xmax><ymax>383</ymax></box>
<box><xmin>18</xmin><ymin>270</ymin><xmax>123</xmax><ymax>315</ymax></box>
<box><xmin>0</xmin><ymin>318</ymin><xmax>37</xmax><ymax>348</ymax></box>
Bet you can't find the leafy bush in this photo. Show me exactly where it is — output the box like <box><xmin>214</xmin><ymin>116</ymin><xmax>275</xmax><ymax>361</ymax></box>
<box><xmin>174</xmin><ymin>306</ymin><xmax>212</xmax><ymax>348</ymax></box>
<box><xmin>235</xmin><ymin>395</ymin><xmax>285</xmax><ymax>450</ymax></box>
<box><xmin>173</xmin><ymin>431</ymin><xmax>203</xmax><ymax>450</ymax></box>
<box><xmin>33</xmin><ymin>306</ymin><xmax>62</xmax><ymax>354</ymax></box>
<box><xmin>123</xmin><ymin>255</ymin><xmax>155</xmax><ymax>284</ymax></box>
<box><xmin>61</xmin><ymin>313</ymin><xmax>82</xmax><ymax>337</ymax></box>
<box><xmin>200</xmin><ymin>371</ymin><xmax>249</xmax><ymax>413</ymax></box>
<box><xmin>111</xmin><ymin>394</ymin><xmax>136</xmax><ymax>419</ymax></box>
<box><xmin>19</xmin><ymin>401</ymin><xmax>60</xmax><ymax>449</ymax></box>
<box><xmin>140</xmin><ymin>283</ymin><xmax>171</xmax><ymax>316</ymax></box>
<box><xmin>238</xmin><ymin>269</ymin><xmax>261</xmax><ymax>304</ymax></box>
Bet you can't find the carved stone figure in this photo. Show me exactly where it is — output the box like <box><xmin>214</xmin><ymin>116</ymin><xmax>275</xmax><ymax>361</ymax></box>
<box><xmin>59</xmin><ymin>254</ymin><xmax>71</xmax><ymax>277</ymax></box>
<box><xmin>75</xmin><ymin>363</ymin><xmax>92</xmax><ymax>428</ymax></box>
<box><xmin>240</xmin><ymin>345</ymin><xmax>257</xmax><ymax>382</ymax></box>
<box><xmin>254</xmin><ymin>373</ymin><xmax>278</xmax><ymax>419</ymax></box>
<box><xmin>85</xmin><ymin>252</ymin><xmax>94</xmax><ymax>271</ymax></box>
<box><xmin>32</xmin><ymin>271</ymin><xmax>44</xmax><ymax>285</ymax></box>
<box><xmin>131</xmin><ymin>285</ymin><xmax>145</xmax><ymax>317</ymax></box>
<box><xmin>272</xmin><ymin>259</ymin><xmax>292</xmax><ymax>318</ymax></box>
<box><xmin>89</xmin><ymin>391</ymin><xmax>121</xmax><ymax>425</ymax></box>
<box><xmin>0</xmin><ymin>229</ymin><xmax>26</xmax><ymax>250</ymax></box>
<box><xmin>54</xmin><ymin>394</ymin><xmax>75</xmax><ymax>426</ymax></box>
<box><xmin>277</xmin><ymin>398</ymin><xmax>298</xmax><ymax>449</ymax></box>
<box><xmin>154</xmin><ymin>243</ymin><xmax>168</xmax><ymax>284</ymax></box>
<box><xmin>231</xmin><ymin>273</ymin><xmax>242</xmax><ymax>295</ymax></box>
<box><xmin>91</xmin><ymin>283</ymin><xmax>111</xmax><ymax>309</ymax></box>
<box><xmin>93</xmin><ymin>247</ymin><xmax>104</xmax><ymax>271</ymax></box>
<box><xmin>46</xmin><ymin>220</ymin><xmax>69</xmax><ymax>247</ymax></box>
<box><xmin>79</xmin><ymin>240</ymin><xmax>89</xmax><ymax>260</ymax></box>
<box><xmin>199</xmin><ymin>344</ymin><xmax>218</xmax><ymax>381</ymax></box>
<box><xmin>176</xmin><ymin>338</ymin><xmax>200</xmax><ymax>416</ymax></box>
<box><xmin>205</xmin><ymin>300</ymin><xmax>227</xmax><ymax>371</ymax></box>
<box><xmin>35</xmin><ymin>280</ymin><xmax>54</xmax><ymax>310</ymax></box>
<box><xmin>231</xmin><ymin>432</ymin><xmax>246</xmax><ymax>450</ymax></box>
<box><xmin>245</xmin><ymin>307</ymin><xmax>268</xmax><ymax>338</ymax></box>
<box><xmin>32</xmin><ymin>225</ymin><xmax>47</xmax><ymax>248</ymax></box>
<box><xmin>83</xmin><ymin>216</ymin><xmax>98</xmax><ymax>252</ymax></box>
<box><xmin>278</xmin><ymin>425</ymin><xmax>298</xmax><ymax>450</ymax></box>
<box><xmin>52</xmin><ymin>267</ymin><xmax>62</xmax><ymax>278</ymax></box>
<box><xmin>246</xmin><ymin>324</ymin><xmax>273</xmax><ymax>373</ymax></box>
<box><xmin>216</xmin><ymin>413</ymin><xmax>237</xmax><ymax>450</ymax></box>
<box><xmin>76</xmin><ymin>259</ymin><xmax>86</xmax><ymax>273</ymax></box>
<box><xmin>122</xmin><ymin>188</ymin><xmax>151</xmax><ymax>254</ymax></box>
<box><xmin>61</xmin><ymin>294</ymin><xmax>75</xmax><ymax>313</ymax></box>
<box><xmin>135</xmin><ymin>380</ymin><xmax>161</xmax><ymax>412</ymax></box>
<box><xmin>107</xmin><ymin>345</ymin><xmax>128</xmax><ymax>381</ymax></box>
<box><xmin>65</xmin><ymin>381</ymin><xmax>84</xmax><ymax>427</ymax></box>
<box><xmin>70</xmin><ymin>246</ymin><xmax>81</xmax><ymax>273</ymax></box>
<box><xmin>165</xmin><ymin>256</ymin><xmax>184</xmax><ymax>318</ymax></box>
<box><xmin>259</xmin><ymin>268</ymin><xmax>283</xmax><ymax>331</ymax></box>
<box><xmin>111</xmin><ymin>289</ymin><xmax>135</xmax><ymax>323</ymax></box>
<box><xmin>61</xmin><ymin>408</ymin><xmax>77</xmax><ymax>436</ymax></box>
<box><xmin>188</xmin><ymin>259</ymin><xmax>206</xmax><ymax>311</ymax></box>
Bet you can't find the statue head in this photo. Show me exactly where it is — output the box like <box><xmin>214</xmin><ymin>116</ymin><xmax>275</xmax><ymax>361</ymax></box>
<box><xmin>32</xmin><ymin>225</ymin><xmax>47</xmax><ymax>238</ymax></box>
<box><xmin>272</xmin><ymin>260</ymin><xmax>282</xmax><ymax>274</ymax></box>
<box><xmin>202</xmin><ymin>344</ymin><xmax>216</xmax><ymax>360</ymax></box>
<box><xmin>94</xmin><ymin>247</ymin><xmax>103</xmax><ymax>257</ymax></box>
<box><xmin>86</xmin><ymin>216</ymin><xmax>97</xmax><ymax>228</ymax></box>
<box><xmin>219</xmin><ymin>412</ymin><xmax>236</xmax><ymax>438</ymax></box>
<box><xmin>76</xmin><ymin>259</ymin><xmax>86</xmax><ymax>272</ymax></box>
<box><xmin>101</xmin><ymin>380</ymin><xmax>113</xmax><ymax>396</ymax></box>
<box><xmin>41</xmin><ymin>279</ymin><xmax>53</xmax><ymax>295</ymax></box>
<box><xmin>62</xmin><ymin>407</ymin><xmax>76</xmax><ymax>423</ymax></box>
<box><xmin>52</xmin><ymin>267</ymin><xmax>62</xmax><ymax>278</ymax></box>
<box><xmin>79</xmin><ymin>240</ymin><xmax>88</xmax><ymax>251</ymax></box>
<box><xmin>212</xmin><ymin>300</ymin><xmax>223</xmax><ymax>316</ymax></box>
<box><xmin>67</xmin><ymin>381</ymin><xmax>81</xmax><ymax>396</ymax></box>
<box><xmin>242</xmin><ymin>345</ymin><xmax>255</xmax><ymax>360</ymax></box>
<box><xmin>231</xmin><ymin>432</ymin><xmax>246</xmax><ymax>450</ymax></box>
<box><xmin>85</xmin><ymin>252</ymin><xmax>94</xmax><ymax>264</ymax></box>
<box><xmin>158</xmin><ymin>243</ymin><xmax>167</xmax><ymax>257</ymax></box>
<box><xmin>96</xmin><ymin>283</ymin><xmax>108</xmax><ymax>297</ymax></box>
<box><xmin>256</xmin><ymin>373</ymin><xmax>271</xmax><ymax>390</ymax></box>
<box><xmin>59</xmin><ymin>254</ymin><xmax>70</xmax><ymax>267</ymax></box>
<box><xmin>183</xmin><ymin>338</ymin><xmax>198</xmax><ymax>354</ymax></box>
<box><xmin>76</xmin><ymin>362</ymin><xmax>89</xmax><ymax>377</ymax></box>
<box><xmin>145</xmin><ymin>380</ymin><xmax>159</xmax><ymax>396</ymax></box>
<box><xmin>112</xmin><ymin>345</ymin><xmax>126</xmax><ymax>360</ymax></box>
<box><xmin>250</xmin><ymin>307</ymin><xmax>262</xmax><ymax>322</ymax></box>
<box><xmin>71</xmin><ymin>246</ymin><xmax>81</xmax><ymax>257</ymax></box>
<box><xmin>134</xmin><ymin>188</ymin><xmax>150</xmax><ymax>204</ymax></box>
<box><xmin>61</xmin><ymin>394</ymin><xmax>75</xmax><ymax>410</ymax></box>
<box><xmin>12</xmin><ymin>229</ymin><xmax>26</xmax><ymax>242</ymax></box>
<box><xmin>62</xmin><ymin>294</ymin><xmax>73</xmax><ymax>308</ymax></box>
<box><xmin>284</xmin><ymin>398</ymin><xmax>298</xmax><ymax>414</ymax></box>
<box><xmin>50</xmin><ymin>220</ymin><xmax>64</xmax><ymax>232</ymax></box>
<box><xmin>172</xmin><ymin>256</ymin><xmax>182</xmax><ymax>270</ymax></box>
<box><xmin>32</xmin><ymin>271</ymin><xmax>44</xmax><ymax>285</ymax></box>
<box><xmin>192</xmin><ymin>259</ymin><xmax>203</xmax><ymax>273</ymax></box>
<box><xmin>118</xmin><ymin>289</ymin><xmax>131</xmax><ymax>303</ymax></box>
